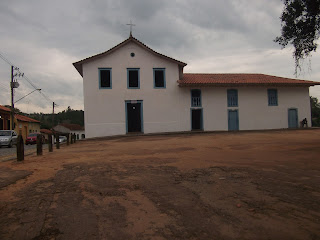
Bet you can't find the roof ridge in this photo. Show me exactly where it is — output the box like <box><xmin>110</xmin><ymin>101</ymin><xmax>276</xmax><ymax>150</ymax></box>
<box><xmin>73</xmin><ymin>36</ymin><xmax>186</xmax><ymax>76</ymax></box>
<box><xmin>178</xmin><ymin>73</ymin><xmax>319</xmax><ymax>86</ymax></box>
<box><xmin>184</xmin><ymin>73</ymin><xmax>263</xmax><ymax>75</ymax></box>
<box><xmin>14</xmin><ymin>114</ymin><xmax>40</xmax><ymax>123</ymax></box>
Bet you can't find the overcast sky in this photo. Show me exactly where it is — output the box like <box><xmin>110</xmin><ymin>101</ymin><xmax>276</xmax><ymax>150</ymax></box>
<box><xmin>0</xmin><ymin>0</ymin><xmax>319</xmax><ymax>114</ymax></box>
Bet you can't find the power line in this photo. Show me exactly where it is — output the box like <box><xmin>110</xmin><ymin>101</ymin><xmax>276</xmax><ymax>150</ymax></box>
<box><xmin>0</xmin><ymin>51</ymin><xmax>57</xmax><ymax>106</ymax></box>
<box><xmin>0</xmin><ymin>82</ymin><xmax>10</xmax><ymax>90</ymax></box>
<box><xmin>0</xmin><ymin>52</ymin><xmax>14</xmax><ymax>66</ymax></box>
<box><xmin>22</xmin><ymin>74</ymin><xmax>39</xmax><ymax>90</ymax></box>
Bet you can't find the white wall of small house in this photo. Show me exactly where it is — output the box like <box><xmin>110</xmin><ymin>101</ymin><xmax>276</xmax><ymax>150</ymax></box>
<box><xmin>72</xmin><ymin>130</ymin><xmax>85</xmax><ymax>139</ymax></box>
<box><xmin>81</xmin><ymin>41</ymin><xmax>312</xmax><ymax>138</ymax></box>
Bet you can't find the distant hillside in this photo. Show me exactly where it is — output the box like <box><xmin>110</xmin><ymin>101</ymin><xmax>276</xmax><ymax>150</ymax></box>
<box><xmin>6</xmin><ymin>105</ymin><xmax>84</xmax><ymax>129</ymax></box>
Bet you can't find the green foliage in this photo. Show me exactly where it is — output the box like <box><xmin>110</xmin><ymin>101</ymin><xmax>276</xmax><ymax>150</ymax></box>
<box><xmin>275</xmin><ymin>0</ymin><xmax>320</xmax><ymax>75</ymax></box>
<box><xmin>4</xmin><ymin>105</ymin><xmax>22</xmax><ymax>114</ymax></box>
<box><xmin>310</xmin><ymin>96</ymin><xmax>320</xmax><ymax>126</ymax></box>
<box><xmin>27</xmin><ymin>106</ymin><xmax>84</xmax><ymax>129</ymax></box>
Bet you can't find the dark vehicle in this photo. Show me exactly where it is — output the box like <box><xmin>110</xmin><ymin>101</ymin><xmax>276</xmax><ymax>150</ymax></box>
<box><xmin>26</xmin><ymin>133</ymin><xmax>45</xmax><ymax>145</ymax></box>
<box><xmin>0</xmin><ymin>130</ymin><xmax>18</xmax><ymax>148</ymax></box>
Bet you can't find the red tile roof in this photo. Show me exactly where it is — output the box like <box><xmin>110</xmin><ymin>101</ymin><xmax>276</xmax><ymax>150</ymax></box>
<box><xmin>15</xmin><ymin>114</ymin><xmax>40</xmax><ymax>123</ymax></box>
<box><xmin>40</xmin><ymin>129</ymin><xmax>53</xmax><ymax>134</ymax></box>
<box><xmin>73</xmin><ymin>36</ymin><xmax>187</xmax><ymax>76</ymax></box>
<box><xmin>57</xmin><ymin>123</ymin><xmax>84</xmax><ymax>131</ymax></box>
<box><xmin>0</xmin><ymin>106</ymin><xmax>40</xmax><ymax>123</ymax></box>
<box><xmin>0</xmin><ymin>105</ymin><xmax>11</xmax><ymax>112</ymax></box>
<box><xmin>178</xmin><ymin>73</ymin><xmax>320</xmax><ymax>87</ymax></box>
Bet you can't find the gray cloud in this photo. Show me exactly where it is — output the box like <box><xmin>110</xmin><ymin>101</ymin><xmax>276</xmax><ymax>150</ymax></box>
<box><xmin>0</xmin><ymin>0</ymin><xmax>319</xmax><ymax>114</ymax></box>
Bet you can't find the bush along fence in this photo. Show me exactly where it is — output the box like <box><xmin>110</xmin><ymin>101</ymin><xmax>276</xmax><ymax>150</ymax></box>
<box><xmin>16</xmin><ymin>132</ymin><xmax>77</xmax><ymax>161</ymax></box>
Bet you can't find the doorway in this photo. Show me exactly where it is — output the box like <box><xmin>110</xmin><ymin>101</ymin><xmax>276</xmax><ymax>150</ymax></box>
<box><xmin>228</xmin><ymin>109</ymin><xmax>239</xmax><ymax>131</ymax></box>
<box><xmin>288</xmin><ymin>108</ymin><xmax>298</xmax><ymax>128</ymax></box>
<box><xmin>191</xmin><ymin>109</ymin><xmax>203</xmax><ymax>130</ymax></box>
<box><xmin>126</xmin><ymin>101</ymin><xmax>143</xmax><ymax>133</ymax></box>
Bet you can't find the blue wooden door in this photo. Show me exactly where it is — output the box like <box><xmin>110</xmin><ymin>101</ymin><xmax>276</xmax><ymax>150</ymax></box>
<box><xmin>288</xmin><ymin>108</ymin><xmax>298</xmax><ymax>128</ymax></box>
<box><xmin>228</xmin><ymin>110</ymin><xmax>239</xmax><ymax>131</ymax></box>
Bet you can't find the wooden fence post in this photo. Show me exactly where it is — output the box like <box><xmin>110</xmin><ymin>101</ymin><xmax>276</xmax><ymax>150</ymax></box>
<box><xmin>67</xmin><ymin>134</ymin><xmax>70</xmax><ymax>145</ymax></box>
<box><xmin>16</xmin><ymin>135</ymin><xmax>24</xmax><ymax>161</ymax></box>
<box><xmin>36</xmin><ymin>134</ymin><xmax>43</xmax><ymax>156</ymax></box>
<box><xmin>55</xmin><ymin>134</ymin><xmax>60</xmax><ymax>149</ymax></box>
<box><xmin>70</xmin><ymin>133</ymin><xmax>73</xmax><ymax>144</ymax></box>
<box><xmin>48</xmin><ymin>134</ymin><xmax>53</xmax><ymax>152</ymax></box>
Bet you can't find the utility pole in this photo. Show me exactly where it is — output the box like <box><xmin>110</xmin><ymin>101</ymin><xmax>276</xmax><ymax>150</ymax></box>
<box><xmin>10</xmin><ymin>66</ymin><xmax>14</xmax><ymax>130</ymax></box>
<box><xmin>10</xmin><ymin>65</ymin><xmax>23</xmax><ymax>130</ymax></box>
<box><xmin>52</xmin><ymin>102</ymin><xmax>55</xmax><ymax>128</ymax></box>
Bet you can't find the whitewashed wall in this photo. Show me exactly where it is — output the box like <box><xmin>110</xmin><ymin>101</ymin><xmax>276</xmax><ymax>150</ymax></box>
<box><xmin>82</xmin><ymin>41</ymin><xmax>312</xmax><ymax>138</ymax></box>
<box><xmin>238</xmin><ymin>87</ymin><xmax>311</xmax><ymax>130</ymax></box>
<box><xmin>73</xmin><ymin>130</ymin><xmax>85</xmax><ymax>139</ymax></box>
<box><xmin>83</xmin><ymin>41</ymin><xmax>189</xmax><ymax>138</ymax></box>
<box><xmin>201</xmin><ymin>87</ymin><xmax>311</xmax><ymax>131</ymax></box>
<box><xmin>53</xmin><ymin>125</ymin><xmax>85</xmax><ymax>139</ymax></box>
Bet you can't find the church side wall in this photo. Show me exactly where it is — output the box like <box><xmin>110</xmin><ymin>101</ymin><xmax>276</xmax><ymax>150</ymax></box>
<box><xmin>201</xmin><ymin>87</ymin><xmax>311</xmax><ymax>131</ymax></box>
<box><xmin>238</xmin><ymin>87</ymin><xmax>311</xmax><ymax>130</ymax></box>
<box><xmin>194</xmin><ymin>87</ymin><xmax>311</xmax><ymax>131</ymax></box>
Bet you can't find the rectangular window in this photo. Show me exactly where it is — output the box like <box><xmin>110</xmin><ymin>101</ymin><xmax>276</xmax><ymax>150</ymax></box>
<box><xmin>99</xmin><ymin>68</ymin><xmax>112</xmax><ymax>89</ymax></box>
<box><xmin>268</xmin><ymin>89</ymin><xmax>278</xmax><ymax>106</ymax></box>
<box><xmin>127</xmin><ymin>68</ymin><xmax>140</xmax><ymax>89</ymax></box>
<box><xmin>153</xmin><ymin>68</ymin><xmax>166</xmax><ymax>88</ymax></box>
<box><xmin>191</xmin><ymin>89</ymin><xmax>201</xmax><ymax>107</ymax></box>
<box><xmin>227</xmin><ymin>89</ymin><xmax>238</xmax><ymax>107</ymax></box>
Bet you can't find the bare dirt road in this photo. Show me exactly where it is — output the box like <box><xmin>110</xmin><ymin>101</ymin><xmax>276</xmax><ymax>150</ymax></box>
<box><xmin>0</xmin><ymin>130</ymin><xmax>320</xmax><ymax>240</ymax></box>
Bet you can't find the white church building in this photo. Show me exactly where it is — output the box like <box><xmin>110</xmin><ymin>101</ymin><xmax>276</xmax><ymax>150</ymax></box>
<box><xmin>73</xmin><ymin>35</ymin><xmax>319</xmax><ymax>138</ymax></box>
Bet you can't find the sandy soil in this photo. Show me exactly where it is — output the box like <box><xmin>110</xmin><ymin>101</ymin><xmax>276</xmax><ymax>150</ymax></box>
<box><xmin>0</xmin><ymin>130</ymin><xmax>320</xmax><ymax>240</ymax></box>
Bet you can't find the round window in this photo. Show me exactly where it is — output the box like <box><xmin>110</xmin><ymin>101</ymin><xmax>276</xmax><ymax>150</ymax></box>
<box><xmin>130</xmin><ymin>52</ymin><xmax>135</xmax><ymax>57</ymax></box>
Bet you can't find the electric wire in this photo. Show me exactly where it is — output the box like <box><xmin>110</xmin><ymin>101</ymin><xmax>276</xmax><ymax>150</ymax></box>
<box><xmin>0</xmin><ymin>52</ymin><xmax>14</xmax><ymax>66</ymax></box>
<box><xmin>0</xmin><ymin>51</ymin><xmax>57</xmax><ymax>107</ymax></box>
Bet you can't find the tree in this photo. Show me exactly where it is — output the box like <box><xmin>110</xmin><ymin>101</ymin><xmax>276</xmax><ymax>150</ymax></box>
<box><xmin>275</xmin><ymin>0</ymin><xmax>320</xmax><ymax>75</ymax></box>
<box><xmin>4</xmin><ymin>105</ymin><xmax>22</xmax><ymax>114</ymax></box>
<box><xmin>27</xmin><ymin>107</ymin><xmax>84</xmax><ymax>129</ymax></box>
<box><xmin>310</xmin><ymin>96</ymin><xmax>320</xmax><ymax>126</ymax></box>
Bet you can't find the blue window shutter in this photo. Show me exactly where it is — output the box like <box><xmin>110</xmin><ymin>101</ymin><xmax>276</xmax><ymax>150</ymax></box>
<box><xmin>191</xmin><ymin>89</ymin><xmax>201</xmax><ymax>107</ymax></box>
<box><xmin>127</xmin><ymin>68</ymin><xmax>140</xmax><ymax>89</ymax></box>
<box><xmin>99</xmin><ymin>68</ymin><xmax>112</xmax><ymax>89</ymax></box>
<box><xmin>153</xmin><ymin>68</ymin><xmax>166</xmax><ymax>88</ymax></box>
<box><xmin>268</xmin><ymin>89</ymin><xmax>278</xmax><ymax>106</ymax></box>
<box><xmin>227</xmin><ymin>89</ymin><xmax>238</xmax><ymax>107</ymax></box>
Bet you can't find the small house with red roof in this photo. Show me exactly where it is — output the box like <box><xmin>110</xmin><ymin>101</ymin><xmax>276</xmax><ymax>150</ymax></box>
<box><xmin>53</xmin><ymin>123</ymin><xmax>85</xmax><ymax>140</ymax></box>
<box><xmin>0</xmin><ymin>105</ymin><xmax>40</xmax><ymax>140</ymax></box>
<box><xmin>73</xmin><ymin>35</ymin><xmax>319</xmax><ymax>138</ymax></box>
<box><xmin>40</xmin><ymin>129</ymin><xmax>54</xmax><ymax>142</ymax></box>
<box><xmin>0</xmin><ymin>105</ymin><xmax>11</xmax><ymax>130</ymax></box>
<box><xmin>14</xmin><ymin>114</ymin><xmax>40</xmax><ymax>141</ymax></box>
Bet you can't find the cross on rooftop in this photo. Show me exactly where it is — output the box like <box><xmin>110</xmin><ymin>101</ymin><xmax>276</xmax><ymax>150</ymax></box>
<box><xmin>126</xmin><ymin>20</ymin><xmax>135</xmax><ymax>37</ymax></box>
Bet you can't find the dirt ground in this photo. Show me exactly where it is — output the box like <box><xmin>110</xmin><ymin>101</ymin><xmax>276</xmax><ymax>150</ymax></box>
<box><xmin>0</xmin><ymin>130</ymin><xmax>320</xmax><ymax>240</ymax></box>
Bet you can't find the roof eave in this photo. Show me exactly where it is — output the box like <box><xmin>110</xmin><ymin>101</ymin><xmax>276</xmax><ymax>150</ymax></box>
<box><xmin>73</xmin><ymin>62</ymin><xmax>83</xmax><ymax>77</ymax></box>
<box><xmin>72</xmin><ymin>36</ymin><xmax>187</xmax><ymax>77</ymax></box>
<box><xmin>177</xmin><ymin>82</ymin><xmax>319</xmax><ymax>87</ymax></box>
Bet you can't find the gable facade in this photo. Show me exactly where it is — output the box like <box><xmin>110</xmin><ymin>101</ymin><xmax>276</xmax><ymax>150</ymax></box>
<box><xmin>74</xmin><ymin>36</ymin><xmax>319</xmax><ymax>138</ymax></box>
